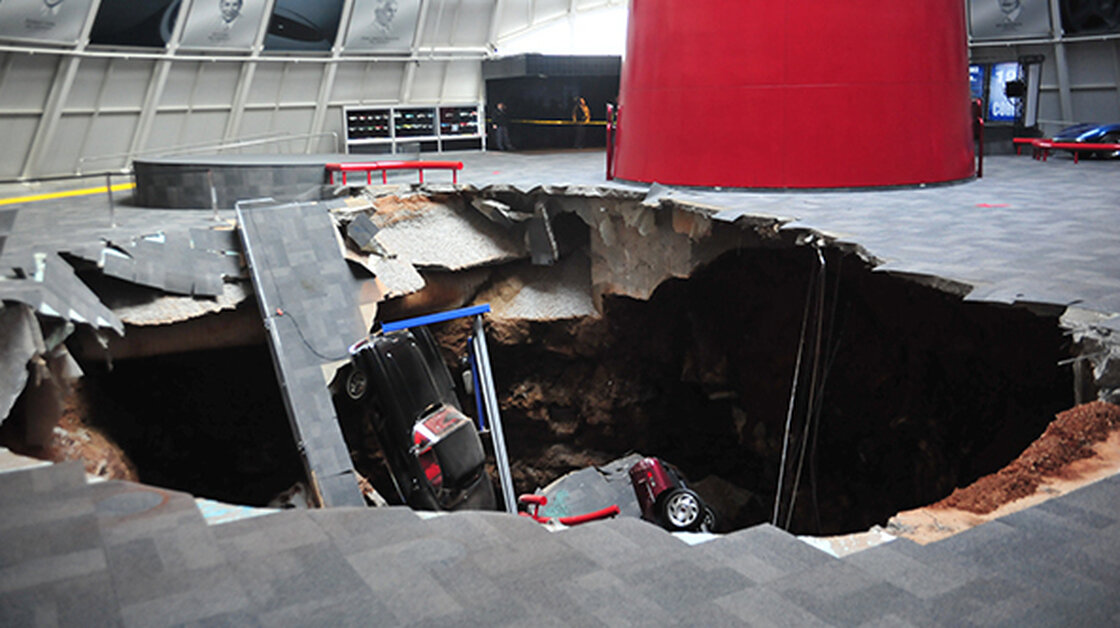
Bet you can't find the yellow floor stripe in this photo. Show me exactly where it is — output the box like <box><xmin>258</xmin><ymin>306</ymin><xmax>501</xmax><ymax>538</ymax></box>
<box><xmin>0</xmin><ymin>182</ymin><xmax>135</xmax><ymax>206</ymax></box>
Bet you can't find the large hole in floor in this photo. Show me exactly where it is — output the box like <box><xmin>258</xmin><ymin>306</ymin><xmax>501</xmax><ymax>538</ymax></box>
<box><xmin>77</xmin><ymin>345</ymin><xmax>305</xmax><ymax>506</ymax></box>
<box><xmin>457</xmin><ymin>247</ymin><xmax>1075</xmax><ymax>535</ymax></box>
<box><xmin>54</xmin><ymin>216</ymin><xmax>1076</xmax><ymax>535</ymax></box>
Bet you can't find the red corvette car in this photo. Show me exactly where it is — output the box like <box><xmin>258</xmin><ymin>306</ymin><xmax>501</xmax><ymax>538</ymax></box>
<box><xmin>629</xmin><ymin>457</ymin><xmax>717</xmax><ymax>533</ymax></box>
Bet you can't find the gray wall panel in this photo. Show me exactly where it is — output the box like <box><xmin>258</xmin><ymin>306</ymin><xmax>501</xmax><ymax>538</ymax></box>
<box><xmin>0</xmin><ymin>117</ymin><xmax>40</xmax><ymax>179</ymax></box>
<box><xmin>0</xmin><ymin>54</ymin><xmax>57</xmax><ymax>111</ymax></box>
<box><xmin>246</xmin><ymin>64</ymin><xmax>285</xmax><ymax>106</ymax></box>
<box><xmin>194</xmin><ymin>62</ymin><xmax>243</xmax><ymax>108</ymax></box>
<box><xmin>161</xmin><ymin>61</ymin><xmax>203</xmax><ymax>108</ymax></box>
<box><xmin>99</xmin><ymin>60</ymin><xmax>157</xmax><ymax>110</ymax></box>
<box><xmin>64</xmin><ymin>57</ymin><xmax>111</xmax><ymax>111</ymax></box>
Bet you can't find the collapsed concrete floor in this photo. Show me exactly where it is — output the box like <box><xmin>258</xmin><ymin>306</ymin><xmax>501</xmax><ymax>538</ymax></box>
<box><xmin>4</xmin><ymin>187</ymin><xmax>1105</xmax><ymax>537</ymax></box>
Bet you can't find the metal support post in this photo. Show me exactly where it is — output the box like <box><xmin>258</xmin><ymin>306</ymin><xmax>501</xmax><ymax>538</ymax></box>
<box><xmin>472</xmin><ymin>314</ymin><xmax>517</xmax><ymax>513</ymax></box>
<box><xmin>106</xmin><ymin>173</ymin><xmax>116</xmax><ymax>228</ymax></box>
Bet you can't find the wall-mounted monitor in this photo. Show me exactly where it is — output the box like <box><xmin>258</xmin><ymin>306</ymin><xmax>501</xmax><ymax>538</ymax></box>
<box><xmin>969</xmin><ymin>64</ymin><xmax>987</xmax><ymax>101</ymax></box>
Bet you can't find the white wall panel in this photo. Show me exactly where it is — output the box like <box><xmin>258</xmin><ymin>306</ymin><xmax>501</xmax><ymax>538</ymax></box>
<box><xmin>0</xmin><ymin>117</ymin><xmax>40</xmax><ymax>179</ymax></box>
<box><xmin>246</xmin><ymin>64</ymin><xmax>286</xmax><ymax>106</ymax></box>
<box><xmin>1066</xmin><ymin>41</ymin><xmax>1120</xmax><ymax>87</ymax></box>
<box><xmin>0</xmin><ymin>54</ymin><xmax>58</xmax><ymax>111</ymax></box>
<box><xmin>330</xmin><ymin>62</ymin><xmax>370</xmax><ymax>103</ymax></box>
<box><xmin>50</xmin><ymin>113</ymin><xmax>138</xmax><ymax>175</ymax></box>
<box><xmin>322</xmin><ymin>105</ymin><xmax>346</xmax><ymax>151</ymax></box>
<box><xmin>161</xmin><ymin>62</ymin><xmax>202</xmax><ymax>108</ymax></box>
<box><xmin>100</xmin><ymin>60</ymin><xmax>157</xmax><ymax>110</ymax></box>
<box><xmin>238</xmin><ymin>108</ymin><xmax>276</xmax><ymax>142</ymax></box>
<box><xmin>64</xmin><ymin>58</ymin><xmax>111</xmax><ymax>111</ymax></box>
<box><xmin>440</xmin><ymin>60</ymin><xmax>481</xmax><ymax>101</ymax></box>
<box><xmin>407</xmin><ymin>61</ymin><xmax>447</xmax><ymax>102</ymax></box>
<box><xmin>1070</xmin><ymin>88</ymin><xmax>1119</xmax><ymax>119</ymax></box>
<box><xmin>277</xmin><ymin>64</ymin><xmax>326</xmax><ymax>105</ymax></box>
<box><xmin>354</xmin><ymin>61</ymin><xmax>408</xmax><ymax>102</ymax></box>
<box><xmin>180</xmin><ymin>110</ymin><xmax>231</xmax><ymax>147</ymax></box>
<box><xmin>144</xmin><ymin>111</ymin><xmax>188</xmax><ymax>150</ymax></box>
<box><xmin>194</xmin><ymin>62</ymin><xmax>243</xmax><ymax>108</ymax></box>
<box><xmin>450</xmin><ymin>0</ymin><xmax>495</xmax><ymax>47</ymax></box>
<box><xmin>533</xmin><ymin>0</ymin><xmax>570</xmax><ymax>23</ymax></box>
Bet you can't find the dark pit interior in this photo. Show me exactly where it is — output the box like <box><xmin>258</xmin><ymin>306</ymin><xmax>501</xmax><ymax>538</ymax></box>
<box><xmin>77</xmin><ymin>346</ymin><xmax>305</xmax><ymax>506</ymax></box>
<box><xmin>54</xmin><ymin>240</ymin><xmax>1075</xmax><ymax>535</ymax></box>
<box><xmin>444</xmin><ymin>247</ymin><xmax>1076</xmax><ymax>535</ymax></box>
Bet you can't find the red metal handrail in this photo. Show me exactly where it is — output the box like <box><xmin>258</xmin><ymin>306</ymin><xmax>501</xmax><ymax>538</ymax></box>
<box><xmin>325</xmin><ymin>160</ymin><xmax>463</xmax><ymax>185</ymax></box>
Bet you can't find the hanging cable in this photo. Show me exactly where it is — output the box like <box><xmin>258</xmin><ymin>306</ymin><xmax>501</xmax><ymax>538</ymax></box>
<box><xmin>808</xmin><ymin>254</ymin><xmax>846</xmax><ymax>532</ymax></box>
<box><xmin>772</xmin><ymin>252</ymin><xmax>817</xmax><ymax>527</ymax></box>
<box><xmin>785</xmin><ymin>246</ymin><xmax>828</xmax><ymax>530</ymax></box>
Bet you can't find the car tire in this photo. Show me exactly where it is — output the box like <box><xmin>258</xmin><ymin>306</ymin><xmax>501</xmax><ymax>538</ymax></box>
<box><xmin>345</xmin><ymin>367</ymin><xmax>368</xmax><ymax>401</ymax></box>
<box><xmin>700</xmin><ymin>506</ymin><xmax>718</xmax><ymax>533</ymax></box>
<box><xmin>658</xmin><ymin>488</ymin><xmax>703</xmax><ymax>532</ymax></box>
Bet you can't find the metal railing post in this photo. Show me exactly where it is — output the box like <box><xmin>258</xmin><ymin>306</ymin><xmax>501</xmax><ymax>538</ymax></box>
<box><xmin>106</xmin><ymin>173</ymin><xmax>116</xmax><ymax>228</ymax></box>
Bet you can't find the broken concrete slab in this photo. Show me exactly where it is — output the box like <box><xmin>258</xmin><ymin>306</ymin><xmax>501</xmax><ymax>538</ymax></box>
<box><xmin>344</xmin><ymin>249</ymin><xmax>426</xmax><ymax>299</ymax></box>
<box><xmin>68</xmin><ymin>227</ymin><xmax>241</xmax><ymax>299</ymax></box>
<box><xmin>0</xmin><ymin>250</ymin><xmax>123</xmax><ymax>335</ymax></box>
<box><xmin>476</xmin><ymin>252</ymin><xmax>597</xmax><ymax>321</ymax></box>
<box><xmin>367</xmin><ymin>195</ymin><xmax>526</xmax><ymax>271</ymax></box>
<box><xmin>0</xmin><ymin>303</ymin><xmax>45</xmax><ymax>423</ymax></box>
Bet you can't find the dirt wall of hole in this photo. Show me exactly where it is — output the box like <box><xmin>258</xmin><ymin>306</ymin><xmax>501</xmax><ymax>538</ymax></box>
<box><xmin>437</xmin><ymin>247</ymin><xmax>1074</xmax><ymax>535</ymax></box>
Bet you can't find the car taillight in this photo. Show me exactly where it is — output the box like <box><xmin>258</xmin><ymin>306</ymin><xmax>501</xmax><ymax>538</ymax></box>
<box><xmin>418</xmin><ymin>450</ymin><xmax>443</xmax><ymax>490</ymax></box>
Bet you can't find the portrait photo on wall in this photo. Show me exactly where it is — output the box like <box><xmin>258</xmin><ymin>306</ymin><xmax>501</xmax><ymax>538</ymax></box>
<box><xmin>0</xmin><ymin>0</ymin><xmax>96</xmax><ymax>45</ymax></box>
<box><xmin>343</xmin><ymin>0</ymin><xmax>421</xmax><ymax>53</ymax></box>
<box><xmin>88</xmin><ymin>0</ymin><xmax>183</xmax><ymax>48</ymax></box>
<box><xmin>263</xmin><ymin>0</ymin><xmax>344</xmax><ymax>52</ymax></box>
<box><xmin>969</xmin><ymin>0</ymin><xmax>1052</xmax><ymax>40</ymax></box>
<box><xmin>179</xmin><ymin>0</ymin><xmax>269</xmax><ymax>50</ymax></box>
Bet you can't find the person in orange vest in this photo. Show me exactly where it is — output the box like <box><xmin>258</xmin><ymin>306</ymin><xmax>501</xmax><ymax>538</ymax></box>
<box><xmin>572</xmin><ymin>97</ymin><xmax>591</xmax><ymax>148</ymax></box>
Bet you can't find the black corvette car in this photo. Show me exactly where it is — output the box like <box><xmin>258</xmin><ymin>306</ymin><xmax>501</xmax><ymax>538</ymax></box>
<box><xmin>341</xmin><ymin>327</ymin><xmax>495</xmax><ymax>512</ymax></box>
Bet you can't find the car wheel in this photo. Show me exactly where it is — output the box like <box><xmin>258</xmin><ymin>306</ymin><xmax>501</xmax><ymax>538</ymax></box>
<box><xmin>345</xmin><ymin>367</ymin><xmax>368</xmax><ymax>401</ymax></box>
<box><xmin>700</xmin><ymin>506</ymin><xmax>718</xmax><ymax>533</ymax></box>
<box><xmin>659</xmin><ymin>488</ymin><xmax>703</xmax><ymax>531</ymax></box>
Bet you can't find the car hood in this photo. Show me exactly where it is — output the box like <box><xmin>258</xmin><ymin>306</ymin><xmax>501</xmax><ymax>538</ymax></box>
<box><xmin>1053</xmin><ymin>123</ymin><xmax>1120</xmax><ymax>142</ymax></box>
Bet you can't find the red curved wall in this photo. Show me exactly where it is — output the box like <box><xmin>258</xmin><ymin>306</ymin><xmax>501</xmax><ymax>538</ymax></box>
<box><xmin>613</xmin><ymin>1</ymin><xmax>975</xmax><ymax>188</ymax></box>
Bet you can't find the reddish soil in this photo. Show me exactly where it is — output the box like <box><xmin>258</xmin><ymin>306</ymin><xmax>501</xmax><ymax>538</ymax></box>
<box><xmin>2</xmin><ymin>381</ymin><xmax>139</xmax><ymax>481</ymax></box>
<box><xmin>931</xmin><ymin>401</ymin><xmax>1120</xmax><ymax>514</ymax></box>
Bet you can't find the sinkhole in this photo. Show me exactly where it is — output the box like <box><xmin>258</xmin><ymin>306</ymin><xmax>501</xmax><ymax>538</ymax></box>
<box><xmin>51</xmin><ymin>244</ymin><xmax>1077</xmax><ymax>535</ymax></box>
<box><xmin>22</xmin><ymin>192</ymin><xmax>1086</xmax><ymax>537</ymax></box>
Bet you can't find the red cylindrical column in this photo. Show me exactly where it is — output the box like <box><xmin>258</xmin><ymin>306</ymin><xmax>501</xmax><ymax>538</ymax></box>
<box><xmin>613</xmin><ymin>1</ymin><xmax>975</xmax><ymax>189</ymax></box>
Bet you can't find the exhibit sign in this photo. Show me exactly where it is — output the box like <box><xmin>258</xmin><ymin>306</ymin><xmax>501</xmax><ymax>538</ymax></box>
<box><xmin>970</xmin><ymin>0</ymin><xmax>1052</xmax><ymax>40</ymax></box>
<box><xmin>180</xmin><ymin>0</ymin><xmax>269</xmax><ymax>49</ymax></box>
<box><xmin>263</xmin><ymin>0</ymin><xmax>344</xmax><ymax>51</ymax></box>
<box><xmin>88</xmin><ymin>0</ymin><xmax>183</xmax><ymax>48</ymax></box>
<box><xmin>344</xmin><ymin>0</ymin><xmax>421</xmax><ymax>53</ymax></box>
<box><xmin>987</xmin><ymin>62</ymin><xmax>1021</xmax><ymax>122</ymax></box>
<box><xmin>0</xmin><ymin>0</ymin><xmax>96</xmax><ymax>45</ymax></box>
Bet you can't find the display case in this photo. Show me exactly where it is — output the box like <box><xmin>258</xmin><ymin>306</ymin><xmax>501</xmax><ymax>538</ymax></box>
<box><xmin>439</xmin><ymin>106</ymin><xmax>479</xmax><ymax>137</ymax></box>
<box><xmin>343</xmin><ymin>104</ymin><xmax>484</xmax><ymax>154</ymax></box>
